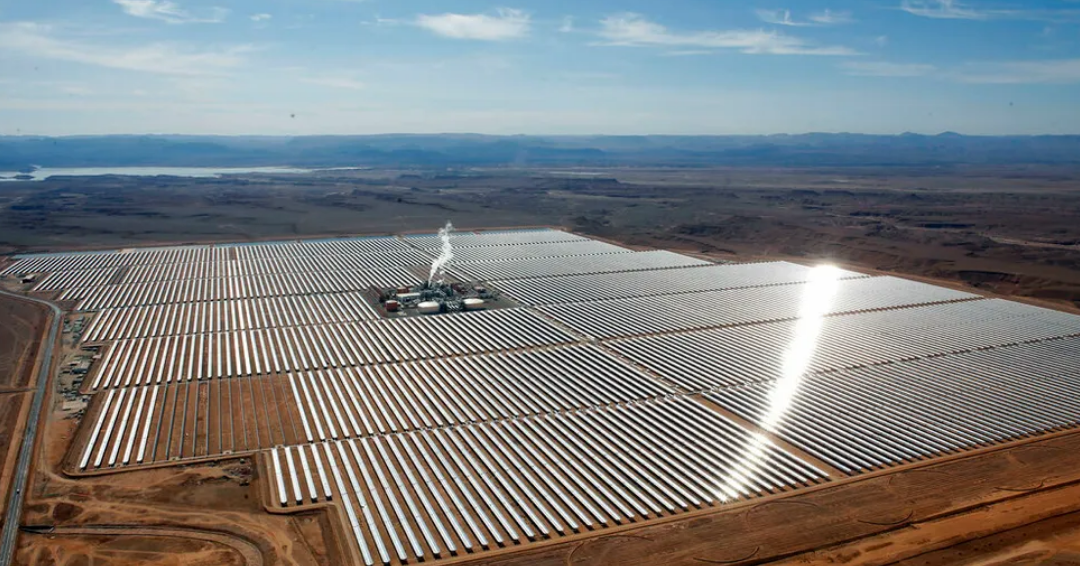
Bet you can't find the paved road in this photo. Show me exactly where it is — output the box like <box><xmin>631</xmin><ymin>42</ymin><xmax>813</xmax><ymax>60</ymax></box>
<box><xmin>0</xmin><ymin>289</ymin><xmax>62</xmax><ymax>566</ymax></box>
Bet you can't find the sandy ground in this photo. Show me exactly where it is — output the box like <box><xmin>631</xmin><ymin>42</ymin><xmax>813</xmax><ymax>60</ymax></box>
<box><xmin>14</xmin><ymin>346</ymin><xmax>336</xmax><ymax>566</ymax></box>
<box><xmin>19</xmin><ymin>532</ymin><xmax>246</xmax><ymax>566</ymax></box>
<box><xmin>0</xmin><ymin>291</ymin><xmax>47</xmax><ymax>389</ymax></box>
<box><xmin>0</xmin><ymin>293</ymin><xmax>46</xmax><ymax>529</ymax></box>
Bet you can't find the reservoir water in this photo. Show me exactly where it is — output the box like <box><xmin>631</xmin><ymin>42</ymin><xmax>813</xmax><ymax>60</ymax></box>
<box><xmin>0</xmin><ymin>166</ymin><xmax>329</xmax><ymax>182</ymax></box>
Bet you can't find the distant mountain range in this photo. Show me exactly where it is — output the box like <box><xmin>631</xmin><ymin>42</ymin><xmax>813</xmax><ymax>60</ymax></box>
<box><xmin>2</xmin><ymin>133</ymin><xmax>1080</xmax><ymax>169</ymax></box>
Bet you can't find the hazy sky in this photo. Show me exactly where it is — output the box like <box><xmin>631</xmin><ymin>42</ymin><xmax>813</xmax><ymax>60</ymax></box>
<box><xmin>1</xmin><ymin>0</ymin><xmax>1078</xmax><ymax>135</ymax></box>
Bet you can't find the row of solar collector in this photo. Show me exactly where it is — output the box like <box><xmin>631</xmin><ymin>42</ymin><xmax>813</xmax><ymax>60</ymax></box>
<box><xmin>63</xmin><ymin>268</ymin><xmax>416</xmax><ymax>310</ymax></box>
<box><xmin>539</xmin><ymin>275</ymin><xmax>979</xmax><ymax>339</ymax></box>
<box><xmin>33</xmin><ymin>244</ymin><xmax>637</xmax><ymax>298</ymax></box>
<box><xmin>4</xmin><ymin>228</ymin><xmax>583</xmax><ymax>275</ymax></box>
<box><xmin>30</xmin><ymin>251</ymin><xmax>433</xmax><ymax>292</ymax></box>
<box><xmin>121</xmin><ymin>250</ymin><xmax>433</xmax><ymax>284</ymax></box>
<box><xmin>78</xmin><ymin>385</ymin><xmax>159</xmax><ymax>470</ymax></box>
<box><xmin>32</xmin><ymin>241</ymin><xmax>637</xmax><ymax>296</ymax></box>
<box><xmin>435</xmin><ymin>240</ymin><xmax>630</xmax><ymax>264</ymax></box>
<box><xmin>269</xmin><ymin>397</ymin><xmax>826</xmax><ymax>566</ymax></box>
<box><xmin>129</xmin><ymin>239</ymin><xmax>624</xmax><ymax>284</ymax></box>
<box><xmin>492</xmin><ymin>261</ymin><xmax>868</xmax><ymax>306</ymax></box>
<box><xmin>77</xmin><ymin>274</ymin><xmax>979</xmax><ymax>359</ymax></box>
<box><xmin>402</xmin><ymin>228</ymin><xmax>586</xmax><ymax>250</ymax></box>
<box><xmin>74</xmin><ymin>274</ymin><xmax>937</xmax><ymax>344</ymax></box>
<box><xmin>88</xmin><ymin>309</ymin><xmax>573</xmax><ymax>390</ymax></box>
<box><xmin>231</xmin><ymin>237</ymin><xmax>418</xmax><ymax>260</ymax></box>
<box><xmin>4</xmin><ymin>246</ymin><xmax>231</xmax><ymax>274</ymax></box>
<box><xmin>610</xmin><ymin>299</ymin><xmax>1080</xmax><ymax>391</ymax></box>
<box><xmin>6</xmin><ymin>235</ymin><xmax>423</xmax><ymax>275</ymax></box>
<box><xmin>285</xmin><ymin>346</ymin><xmax>673</xmax><ymax>441</ymax></box>
<box><xmin>75</xmin><ymin>375</ymin><xmax>336</xmax><ymax>469</ymax></box>
<box><xmin>82</xmin><ymin>292</ymin><xmax>380</xmax><ymax>342</ymax></box>
<box><xmin>706</xmin><ymin>336</ymin><xmax>1080</xmax><ymax>474</ymax></box>
<box><xmin>73</xmin><ymin>345</ymin><xmax>672</xmax><ymax>471</ymax></box>
<box><xmin>32</xmin><ymin>267</ymin><xmax>121</xmax><ymax>292</ymax></box>
<box><xmin>234</xmin><ymin>229</ymin><xmax>582</xmax><ymax>261</ymax></box>
<box><xmin>450</xmin><ymin>250</ymin><xmax>710</xmax><ymax>281</ymax></box>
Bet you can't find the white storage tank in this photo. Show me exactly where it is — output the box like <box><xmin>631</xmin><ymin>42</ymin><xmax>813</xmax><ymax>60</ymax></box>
<box><xmin>464</xmin><ymin>298</ymin><xmax>485</xmax><ymax>311</ymax></box>
<box><xmin>418</xmin><ymin>301</ymin><xmax>441</xmax><ymax>315</ymax></box>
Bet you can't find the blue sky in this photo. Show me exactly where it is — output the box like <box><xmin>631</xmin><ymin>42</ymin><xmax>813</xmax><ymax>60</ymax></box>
<box><xmin>0</xmin><ymin>0</ymin><xmax>1078</xmax><ymax>135</ymax></box>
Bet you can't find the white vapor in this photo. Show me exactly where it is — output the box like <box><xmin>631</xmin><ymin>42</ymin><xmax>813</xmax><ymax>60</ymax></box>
<box><xmin>428</xmin><ymin>222</ymin><xmax>455</xmax><ymax>283</ymax></box>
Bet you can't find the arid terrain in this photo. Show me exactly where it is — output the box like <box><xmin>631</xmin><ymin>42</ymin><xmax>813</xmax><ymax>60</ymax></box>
<box><xmin>2</xmin><ymin>166</ymin><xmax>1079</xmax><ymax>310</ymax></box>
<box><xmin>0</xmin><ymin>293</ymin><xmax>47</xmax><ymax>527</ymax></box>
<box><xmin>3</xmin><ymin>166</ymin><xmax>1080</xmax><ymax>566</ymax></box>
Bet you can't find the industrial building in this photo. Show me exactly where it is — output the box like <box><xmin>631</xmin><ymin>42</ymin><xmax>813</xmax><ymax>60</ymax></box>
<box><xmin>4</xmin><ymin>227</ymin><xmax>1080</xmax><ymax>566</ymax></box>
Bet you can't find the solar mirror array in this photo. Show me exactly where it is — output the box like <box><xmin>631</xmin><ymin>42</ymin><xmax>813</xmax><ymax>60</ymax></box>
<box><xmin>6</xmin><ymin>228</ymin><xmax>1080</xmax><ymax>565</ymax></box>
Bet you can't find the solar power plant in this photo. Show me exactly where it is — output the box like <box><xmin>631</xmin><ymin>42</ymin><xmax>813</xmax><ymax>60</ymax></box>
<box><xmin>8</xmin><ymin>227</ymin><xmax>1080</xmax><ymax>566</ymax></box>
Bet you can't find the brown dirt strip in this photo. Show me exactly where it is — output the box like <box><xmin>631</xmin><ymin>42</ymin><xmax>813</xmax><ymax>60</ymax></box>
<box><xmin>26</xmin><ymin>525</ymin><xmax>263</xmax><ymax>565</ymax></box>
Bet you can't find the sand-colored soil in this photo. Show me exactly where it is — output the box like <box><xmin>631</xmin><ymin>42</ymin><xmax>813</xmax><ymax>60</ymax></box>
<box><xmin>14</xmin><ymin>341</ymin><xmax>335</xmax><ymax>566</ymax></box>
<box><xmin>0</xmin><ymin>291</ymin><xmax>47</xmax><ymax>389</ymax></box>
<box><xmin>19</xmin><ymin>531</ymin><xmax>246</xmax><ymax>566</ymax></box>
<box><xmin>0</xmin><ymin>292</ymin><xmax>46</xmax><ymax>527</ymax></box>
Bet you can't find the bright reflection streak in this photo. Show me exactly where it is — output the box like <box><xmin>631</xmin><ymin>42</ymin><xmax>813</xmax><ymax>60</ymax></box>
<box><xmin>712</xmin><ymin>264</ymin><xmax>842</xmax><ymax>503</ymax></box>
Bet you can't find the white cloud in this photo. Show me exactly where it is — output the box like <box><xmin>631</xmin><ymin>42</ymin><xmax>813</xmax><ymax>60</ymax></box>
<box><xmin>61</xmin><ymin>85</ymin><xmax>95</xmax><ymax>96</ymax></box>
<box><xmin>757</xmin><ymin>8</ymin><xmax>853</xmax><ymax>26</ymax></box>
<box><xmin>841</xmin><ymin>60</ymin><xmax>937</xmax><ymax>77</ymax></box>
<box><xmin>809</xmin><ymin>9</ymin><xmax>855</xmax><ymax>25</ymax></box>
<box><xmin>300</xmin><ymin>76</ymin><xmax>366</xmax><ymax>90</ymax></box>
<box><xmin>756</xmin><ymin>9</ymin><xmax>813</xmax><ymax>26</ymax></box>
<box><xmin>559</xmin><ymin>16</ymin><xmax>574</xmax><ymax>33</ymax></box>
<box><xmin>664</xmin><ymin>50</ymin><xmax>714</xmax><ymax>56</ymax></box>
<box><xmin>597</xmin><ymin>13</ymin><xmax>858</xmax><ymax>56</ymax></box>
<box><xmin>840</xmin><ymin>58</ymin><xmax>1080</xmax><ymax>84</ymax></box>
<box><xmin>113</xmin><ymin>0</ymin><xmax>229</xmax><ymax>24</ymax></box>
<box><xmin>415</xmin><ymin>8</ymin><xmax>530</xmax><ymax>41</ymax></box>
<box><xmin>899</xmin><ymin>0</ymin><xmax>1080</xmax><ymax>21</ymax></box>
<box><xmin>250</xmin><ymin>13</ymin><xmax>272</xmax><ymax>22</ymax></box>
<box><xmin>875</xmin><ymin>35</ymin><xmax>889</xmax><ymax>46</ymax></box>
<box><xmin>0</xmin><ymin>22</ymin><xmax>252</xmax><ymax>75</ymax></box>
<box><xmin>954</xmin><ymin>59</ymin><xmax>1080</xmax><ymax>83</ymax></box>
<box><xmin>899</xmin><ymin>0</ymin><xmax>986</xmax><ymax>19</ymax></box>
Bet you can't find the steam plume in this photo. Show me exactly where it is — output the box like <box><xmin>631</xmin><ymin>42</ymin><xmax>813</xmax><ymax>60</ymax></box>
<box><xmin>428</xmin><ymin>221</ymin><xmax>454</xmax><ymax>283</ymax></box>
